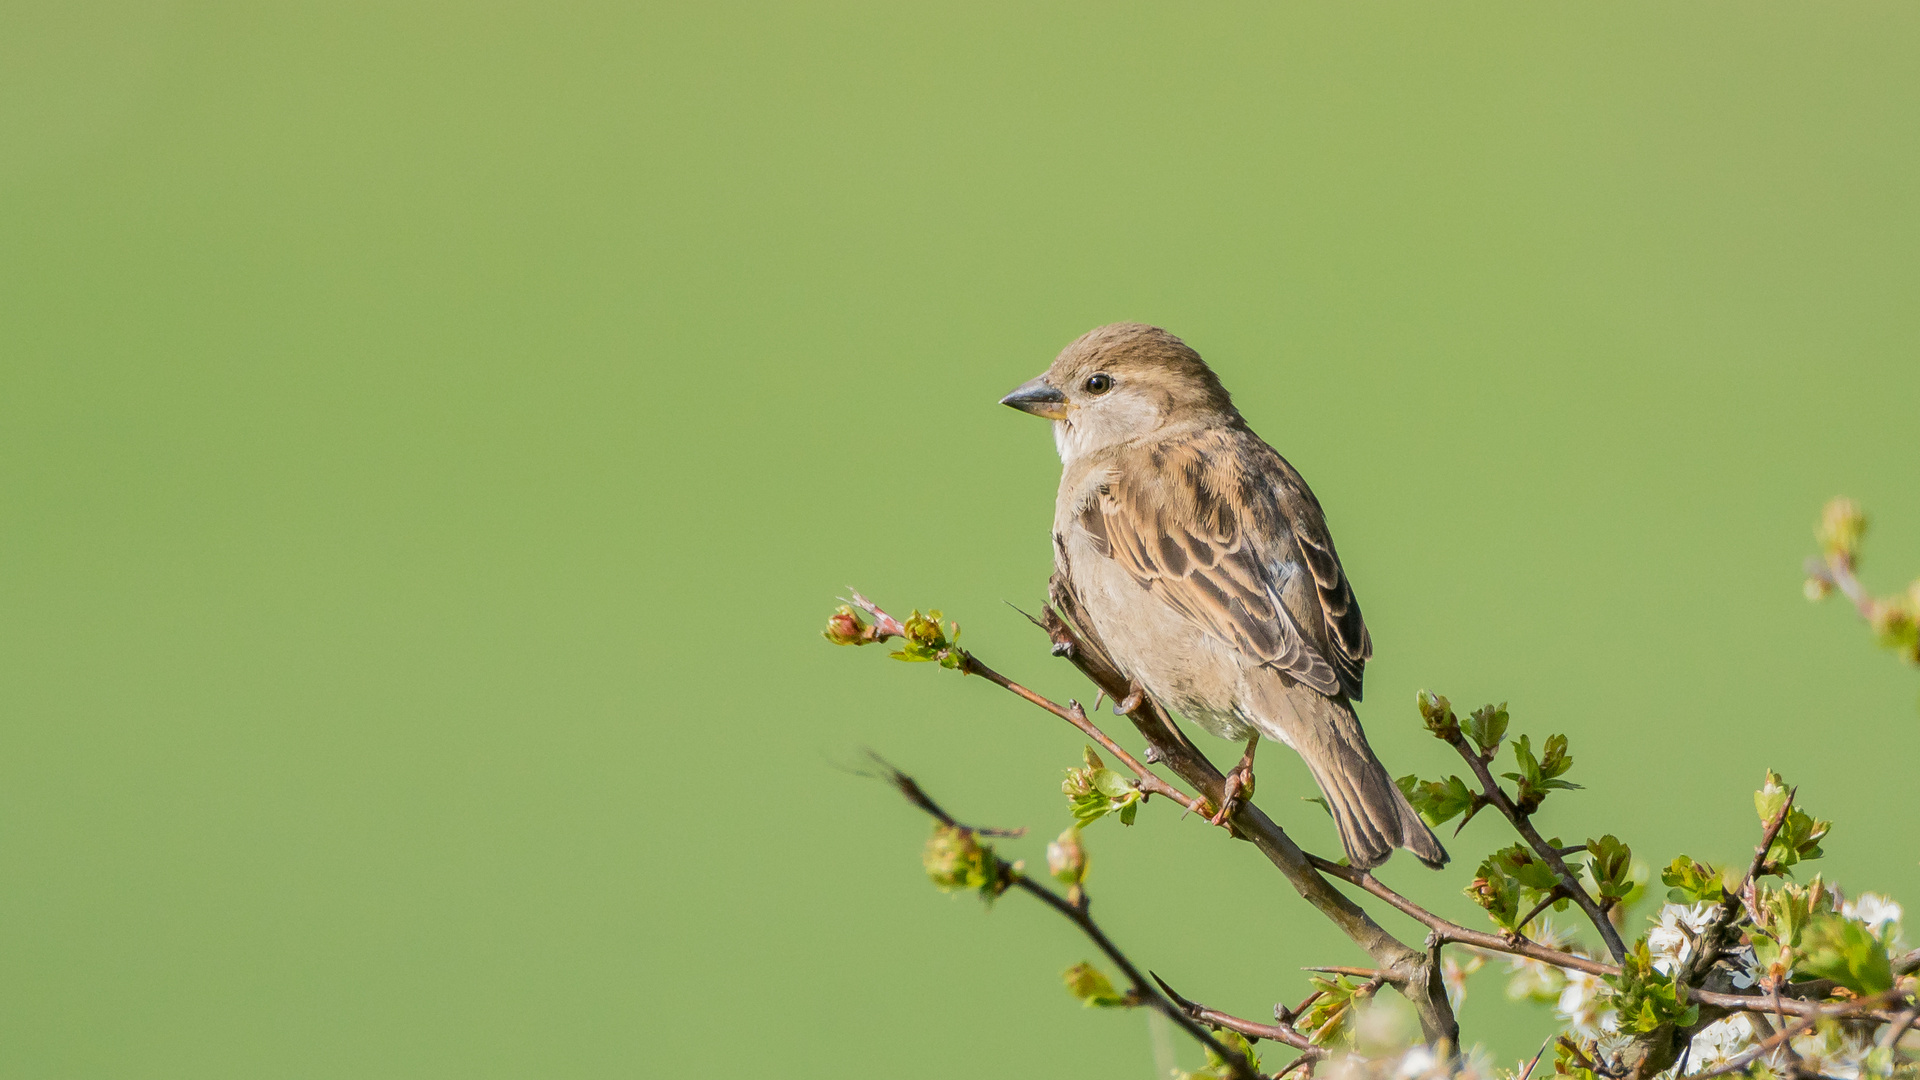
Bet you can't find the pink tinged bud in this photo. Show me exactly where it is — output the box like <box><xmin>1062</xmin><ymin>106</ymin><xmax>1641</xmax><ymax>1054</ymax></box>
<box><xmin>1047</xmin><ymin>827</ymin><xmax>1087</xmax><ymax>886</ymax></box>
<box><xmin>823</xmin><ymin>605</ymin><xmax>869</xmax><ymax>646</ymax></box>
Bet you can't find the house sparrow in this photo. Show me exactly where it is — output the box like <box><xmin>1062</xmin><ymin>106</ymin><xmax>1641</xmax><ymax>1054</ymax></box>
<box><xmin>1001</xmin><ymin>323</ymin><xmax>1446</xmax><ymax>870</ymax></box>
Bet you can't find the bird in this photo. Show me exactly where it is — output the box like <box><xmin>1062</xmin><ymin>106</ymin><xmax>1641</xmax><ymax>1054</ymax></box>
<box><xmin>1000</xmin><ymin>322</ymin><xmax>1447</xmax><ymax>870</ymax></box>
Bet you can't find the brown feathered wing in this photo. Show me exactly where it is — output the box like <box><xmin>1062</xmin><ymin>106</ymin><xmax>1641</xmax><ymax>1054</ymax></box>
<box><xmin>1078</xmin><ymin>429</ymin><xmax>1446</xmax><ymax>869</ymax></box>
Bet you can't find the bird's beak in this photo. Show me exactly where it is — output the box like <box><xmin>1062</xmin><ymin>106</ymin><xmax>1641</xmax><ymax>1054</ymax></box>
<box><xmin>1000</xmin><ymin>376</ymin><xmax>1069</xmax><ymax>420</ymax></box>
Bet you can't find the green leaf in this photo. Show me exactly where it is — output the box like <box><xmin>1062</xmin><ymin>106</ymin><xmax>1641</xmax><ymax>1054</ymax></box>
<box><xmin>1553</xmin><ymin>1040</ymin><xmax>1599</xmax><ymax>1080</ymax></box>
<box><xmin>1660</xmin><ymin>855</ymin><xmax>1724</xmax><ymax>904</ymax></box>
<box><xmin>1490</xmin><ymin>843</ymin><xmax>1564</xmax><ymax>892</ymax></box>
<box><xmin>1605</xmin><ymin>939</ymin><xmax>1698</xmax><ymax>1034</ymax></box>
<box><xmin>1799</xmin><ymin>914</ymin><xmax>1894</xmax><ymax>995</ymax></box>
<box><xmin>1298</xmin><ymin>975</ymin><xmax>1373</xmax><ymax>1047</ymax></box>
<box><xmin>889</xmin><ymin>609</ymin><xmax>966</xmax><ymax>666</ymax></box>
<box><xmin>1466</xmin><ymin>702</ymin><xmax>1509</xmax><ymax>755</ymax></box>
<box><xmin>1466</xmin><ymin>853</ymin><xmax>1526</xmax><ymax>930</ymax></box>
<box><xmin>1752</xmin><ymin>771</ymin><xmax>1831</xmax><ymax>875</ymax></box>
<box><xmin>1178</xmin><ymin>1030</ymin><xmax>1260</xmax><ymax>1079</ymax></box>
<box><xmin>1503</xmin><ymin>734</ymin><xmax>1584</xmax><ymax>813</ymax></box>
<box><xmin>1062</xmin><ymin>962</ymin><xmax>1132</xmax><ymax>1007</ymax></box>
<box><xmin>1398</xmin><ymin>773</ymin><xmax>1478</xmax><ymax>827</ymax></box>
<box><xmin>1585</xmin><ymin>835</ymin><xmax>1634</xmax><ymax>901</ymax></box>
<box><xmin>1061</xmin><ymin>747</ymin><xmax>1142</xmax><ymax>827</ymax></box>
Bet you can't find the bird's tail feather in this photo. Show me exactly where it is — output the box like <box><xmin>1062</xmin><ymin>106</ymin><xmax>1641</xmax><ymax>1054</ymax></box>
<box><xmin>1252</xmin><ymin>689</ymin><xmax>1448</xmax><ymax>870</ymax></box>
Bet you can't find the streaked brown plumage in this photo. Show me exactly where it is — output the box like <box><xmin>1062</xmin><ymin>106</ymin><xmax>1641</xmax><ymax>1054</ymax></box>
<box><xmin>1002</xmin><ymin>323</ymin><xmax>1446</xmax><ymax>870</ymax></box>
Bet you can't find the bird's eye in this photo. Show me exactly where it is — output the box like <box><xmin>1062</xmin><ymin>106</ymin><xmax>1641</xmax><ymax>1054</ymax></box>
<box><xmin>1084</xmin><ymin>374</ymin><xmax>1113</xmax><ymax>394</ymax></box>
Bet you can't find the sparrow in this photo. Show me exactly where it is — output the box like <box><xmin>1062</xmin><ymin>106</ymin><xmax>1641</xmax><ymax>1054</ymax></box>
<box><xmin>1001</xmin><ymin>323</ymin><xmax>1447</xmax><ymax>870</ymax></box>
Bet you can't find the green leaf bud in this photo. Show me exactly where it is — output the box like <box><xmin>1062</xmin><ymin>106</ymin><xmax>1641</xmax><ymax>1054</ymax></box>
<box><xmin>1061</xmin><ymin>962</ymin><xmax>1131</xmax><ymax>1007</ymax></box>
<box><xmin>1466</xmin><ymin>702</ymin><xmax>1509</xmax><ymax>756</ymax></box>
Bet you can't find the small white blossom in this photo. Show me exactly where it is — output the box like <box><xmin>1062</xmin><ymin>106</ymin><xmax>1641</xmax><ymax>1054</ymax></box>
<box><xmin>1723</xmin><ymin>943</ymin><xmax>1757</xmax><ymax>989</ymax></box>
<box><xmin>1503</xmin><ymin>957</ymin><xmax>1564</xmax><ymax>1004</ymax></box>
<box><xmin>1687</xmin><ymin>1015</ymin><xmax>1757</xmax><ymax>1071</ymax></box>
<box><xmin>1646</xmin><ymin>902</ymin><xmax>1716</xmax><ymax>976</ymax></box>
<box><xmin>1556</xmin><ymin>968</ymin><xmax>1615</xmax><ymax>1036</ymax></box>
<box><xmin>1842</xmin><ymin>892</ymin><xmax>1904</xmax><ymax>942</ymax></box>
<box><xmin>1780</xmin><ymin>1021</ymin><xmax>1875</xmax><ymax>1080</ymax></box>
<box><xmin>1395</xmin><ymin>1046</ymin><xmax>1438</xmax><ymax>1078</ymax></box>
<box><xmin>1441</xmin><ymin>952</ymin><xmax>1484</xmax><ymax>1009</ymax></box>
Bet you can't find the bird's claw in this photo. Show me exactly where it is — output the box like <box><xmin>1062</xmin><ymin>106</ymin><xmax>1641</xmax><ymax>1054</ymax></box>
<box><xmin>1113</xmin><ymin>682</ymin><xmax>1145</xmax><ymax>716</ymax></box>
<box><xmin>1208</xmin><ymin>763</ymin><xmax>1254</xmax><ymax>827</ymax></box>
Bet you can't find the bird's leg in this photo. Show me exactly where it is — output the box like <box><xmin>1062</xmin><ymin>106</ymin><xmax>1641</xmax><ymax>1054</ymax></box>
<box><xmin>1209</xmin><ymin>736</ymin><xmax>1258</xmax><ymax>826</ymax></box>
<box><xmin>1113</xmin><ymin>679</ymin><xmax>1146</xmax><ymax>716</ymax></box>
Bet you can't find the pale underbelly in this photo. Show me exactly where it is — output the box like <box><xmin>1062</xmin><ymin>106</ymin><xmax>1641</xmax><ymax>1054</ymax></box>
<box><xmin>1065</xmin><ymin>539</ymin><xmax>1262</xmax><ymax>744</ymax></box>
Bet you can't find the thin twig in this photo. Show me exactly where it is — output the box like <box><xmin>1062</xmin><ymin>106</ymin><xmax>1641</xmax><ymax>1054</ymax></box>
<box><xmin>1686</xmin><ymin>790</ymin><xmax>1795</xmax><ymax>985</ymax></box>
<box><xmin>1151</xmin><ymin>972</ymin><xmax>1325</xmax><ymax>1057</ymax></box>
<box><xmin>876</xmin><ymin>762</ymin><xmax>1260</xmax><ymax>1080</ymax></box>
<box><xmin>1687</xmin><ymin>991</ymin><xmax>1903</xmax><ymax>1079</ymax></box>
<box><xmin>1880</xmin><ymin>1006</ymin><xmax>1920</xmax><ymax>1053</ymax></box>
<box><xmin>1514</xmin><ymin>886</ymin><xmax>1570</xmax><ymax>939</ymax></box>
<box><xmin>1440</xmin><ymin>731</ymin><xmax>1629</xmax><ymax>963</ymax></box>
<box><xmin>849</xmin><ymin>592</ymin><xmax>1213</xmax><ymax>817</ymax></box>
<box><xmin>1304</xmin><ymin>966</ymin><xmax>1387</xmax><ymax>979</ymax></box>
<box><xmin>1307</xmin><ymin>856</ymin><xmax>1619</xmax><ymax>978</ymax></box>
<box><xmin>1041</xmin><ymin>580</ymin><xmax>1462</xmax><ymax>1048</ymax></box>
<box><xmin>1804</xmin><ymin>555</ymin><xmax>1877</xmax><ymax>623</ymax></box>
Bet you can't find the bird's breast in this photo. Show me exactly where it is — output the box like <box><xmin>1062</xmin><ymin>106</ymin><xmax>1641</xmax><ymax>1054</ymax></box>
<box><xmin>1055</xmin><ymin>514</ymin><xmax>1257</xmax><ymax>743</ymax></box>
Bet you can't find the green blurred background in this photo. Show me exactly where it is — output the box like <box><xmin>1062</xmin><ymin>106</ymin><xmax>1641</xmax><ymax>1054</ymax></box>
<box><xmin>3</xmin><ymin>3</ymin><xmax>1917</xmax><ymax>1076</ymax></box>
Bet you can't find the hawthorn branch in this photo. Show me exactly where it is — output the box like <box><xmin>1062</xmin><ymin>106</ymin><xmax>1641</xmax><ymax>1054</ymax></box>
<box><xmin>1306</xmin><ymin>856</ymin><xmax>1620</xmax><ymax>978</ymax></box>
<box><xmin>851</xmin><ymin>587</ymin><xmax>1464</xmax><ymax>1046</ymax></box>
<box><xmin>1152</xmin><ymin>972</ymin><xmax>1325</xmax><ymax>1060</ymax></box>
<box><xmin>1684</xmin><ymin>789</ymin><xmax>1795</xmax><ymax>986</ymax></box>
<box><xmin>1688</xmin><ymin>989</ymin><xmax>1908</xmax><ymax>1079</ymax></box>
<box><xmin>1804</xmin><ymin>554</ymin><xmax>1876</xmax><ymax>623</ymax></box>
<box><xmin>845</xmin><ymin>592</ymin><xmax>1210</xmax><ymax>817</ymax></box>
<box><xmin>1042</xmin><ymin>575</ymin><xmax>1461</xmax><ymax>1048</ymax></box>
<box><xmin>876</xmin><ymin>764</ymin><xmax>1261</xmax><ymax>1080</ymax></box>
<box><xmin>1439</xmin><ymin>730</ymin><xmax>1629</xmax><ymax>963</ymax></box>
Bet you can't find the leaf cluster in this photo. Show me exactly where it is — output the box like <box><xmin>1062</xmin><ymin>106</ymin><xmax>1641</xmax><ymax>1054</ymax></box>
<box><xmin>1659</xmin><ymin>855</ymin><xmax>1727</xmax><ymax>904</ymax></box>
<box><xmin>922</xmin><ymin>824</ymin><xmax>1009</xmax><ymax>900</ymax></box>
<box><xmin>1299</xmin><ymin>975</ymin><xmax>1377</xmax><ymax>1047</ymax></box>
<box><xmin>1799</xmin><ymin>913</ymin><xmax>1895</xmax><ymax>995</ymax></box>
<box><xmin>1504</xmin><ymin>734</ymin><xmax>1581</xmax><ymax>814</ymax></box>
<box><xmin>1406</xmin><ymin>695</ymin><xmax>1584</xmax><ymax>831</ymax></box>
<box><xmin>1605</xmin><ymin>939</ymin><xmax>1699</xmax><ymax>1034</ymax></box>
<box><xmin>1755</xmin><ymin>771</ymin><xmax>1830</xmax><ymax>874</ymax></box>
<box><xmin>890</xmin><ymin>609</ymin><xmax>968</xmax><ymax>669</ymax></box>
<box><xmin>1584</xmin><ymin>835</ymin><xmax>1635</xmax><ymax>905</ymax></box>
<box><xmin>1061</xmin><ymin>746</ymin><xmax>1143</xmax><ymax>827</ymax></box>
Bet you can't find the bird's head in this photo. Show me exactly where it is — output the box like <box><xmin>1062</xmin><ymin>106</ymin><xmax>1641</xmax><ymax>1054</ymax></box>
<box><xmin>1000</xmin><ymin>323</ymin><xmax>1239</xmax><ymax>463</ymax></box>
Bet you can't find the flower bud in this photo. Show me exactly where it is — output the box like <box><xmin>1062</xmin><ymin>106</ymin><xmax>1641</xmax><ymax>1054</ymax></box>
<box><xmin>1416</xmin><ymin>689</ymin><xmax>1458</xmax><ymax>739</ymax></box>
<box><xmin>922</xmin><ymin>824</ymin><xmax>1005</xmax><ymax>897</ymax></box>
<box><xmin>822</xmin><ymin>605</ymin><xmax>869</xmax><ymax>646</ymax></box>
<box><xmin>1047</xmin><ymin>826</ymin><xmax>1087</xmax><ymax>886</ymax></box>
<box><xmin>1817</xmin><ymin>497</ymin><xmax>1867</xmax><ymax>560</ymax></box>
